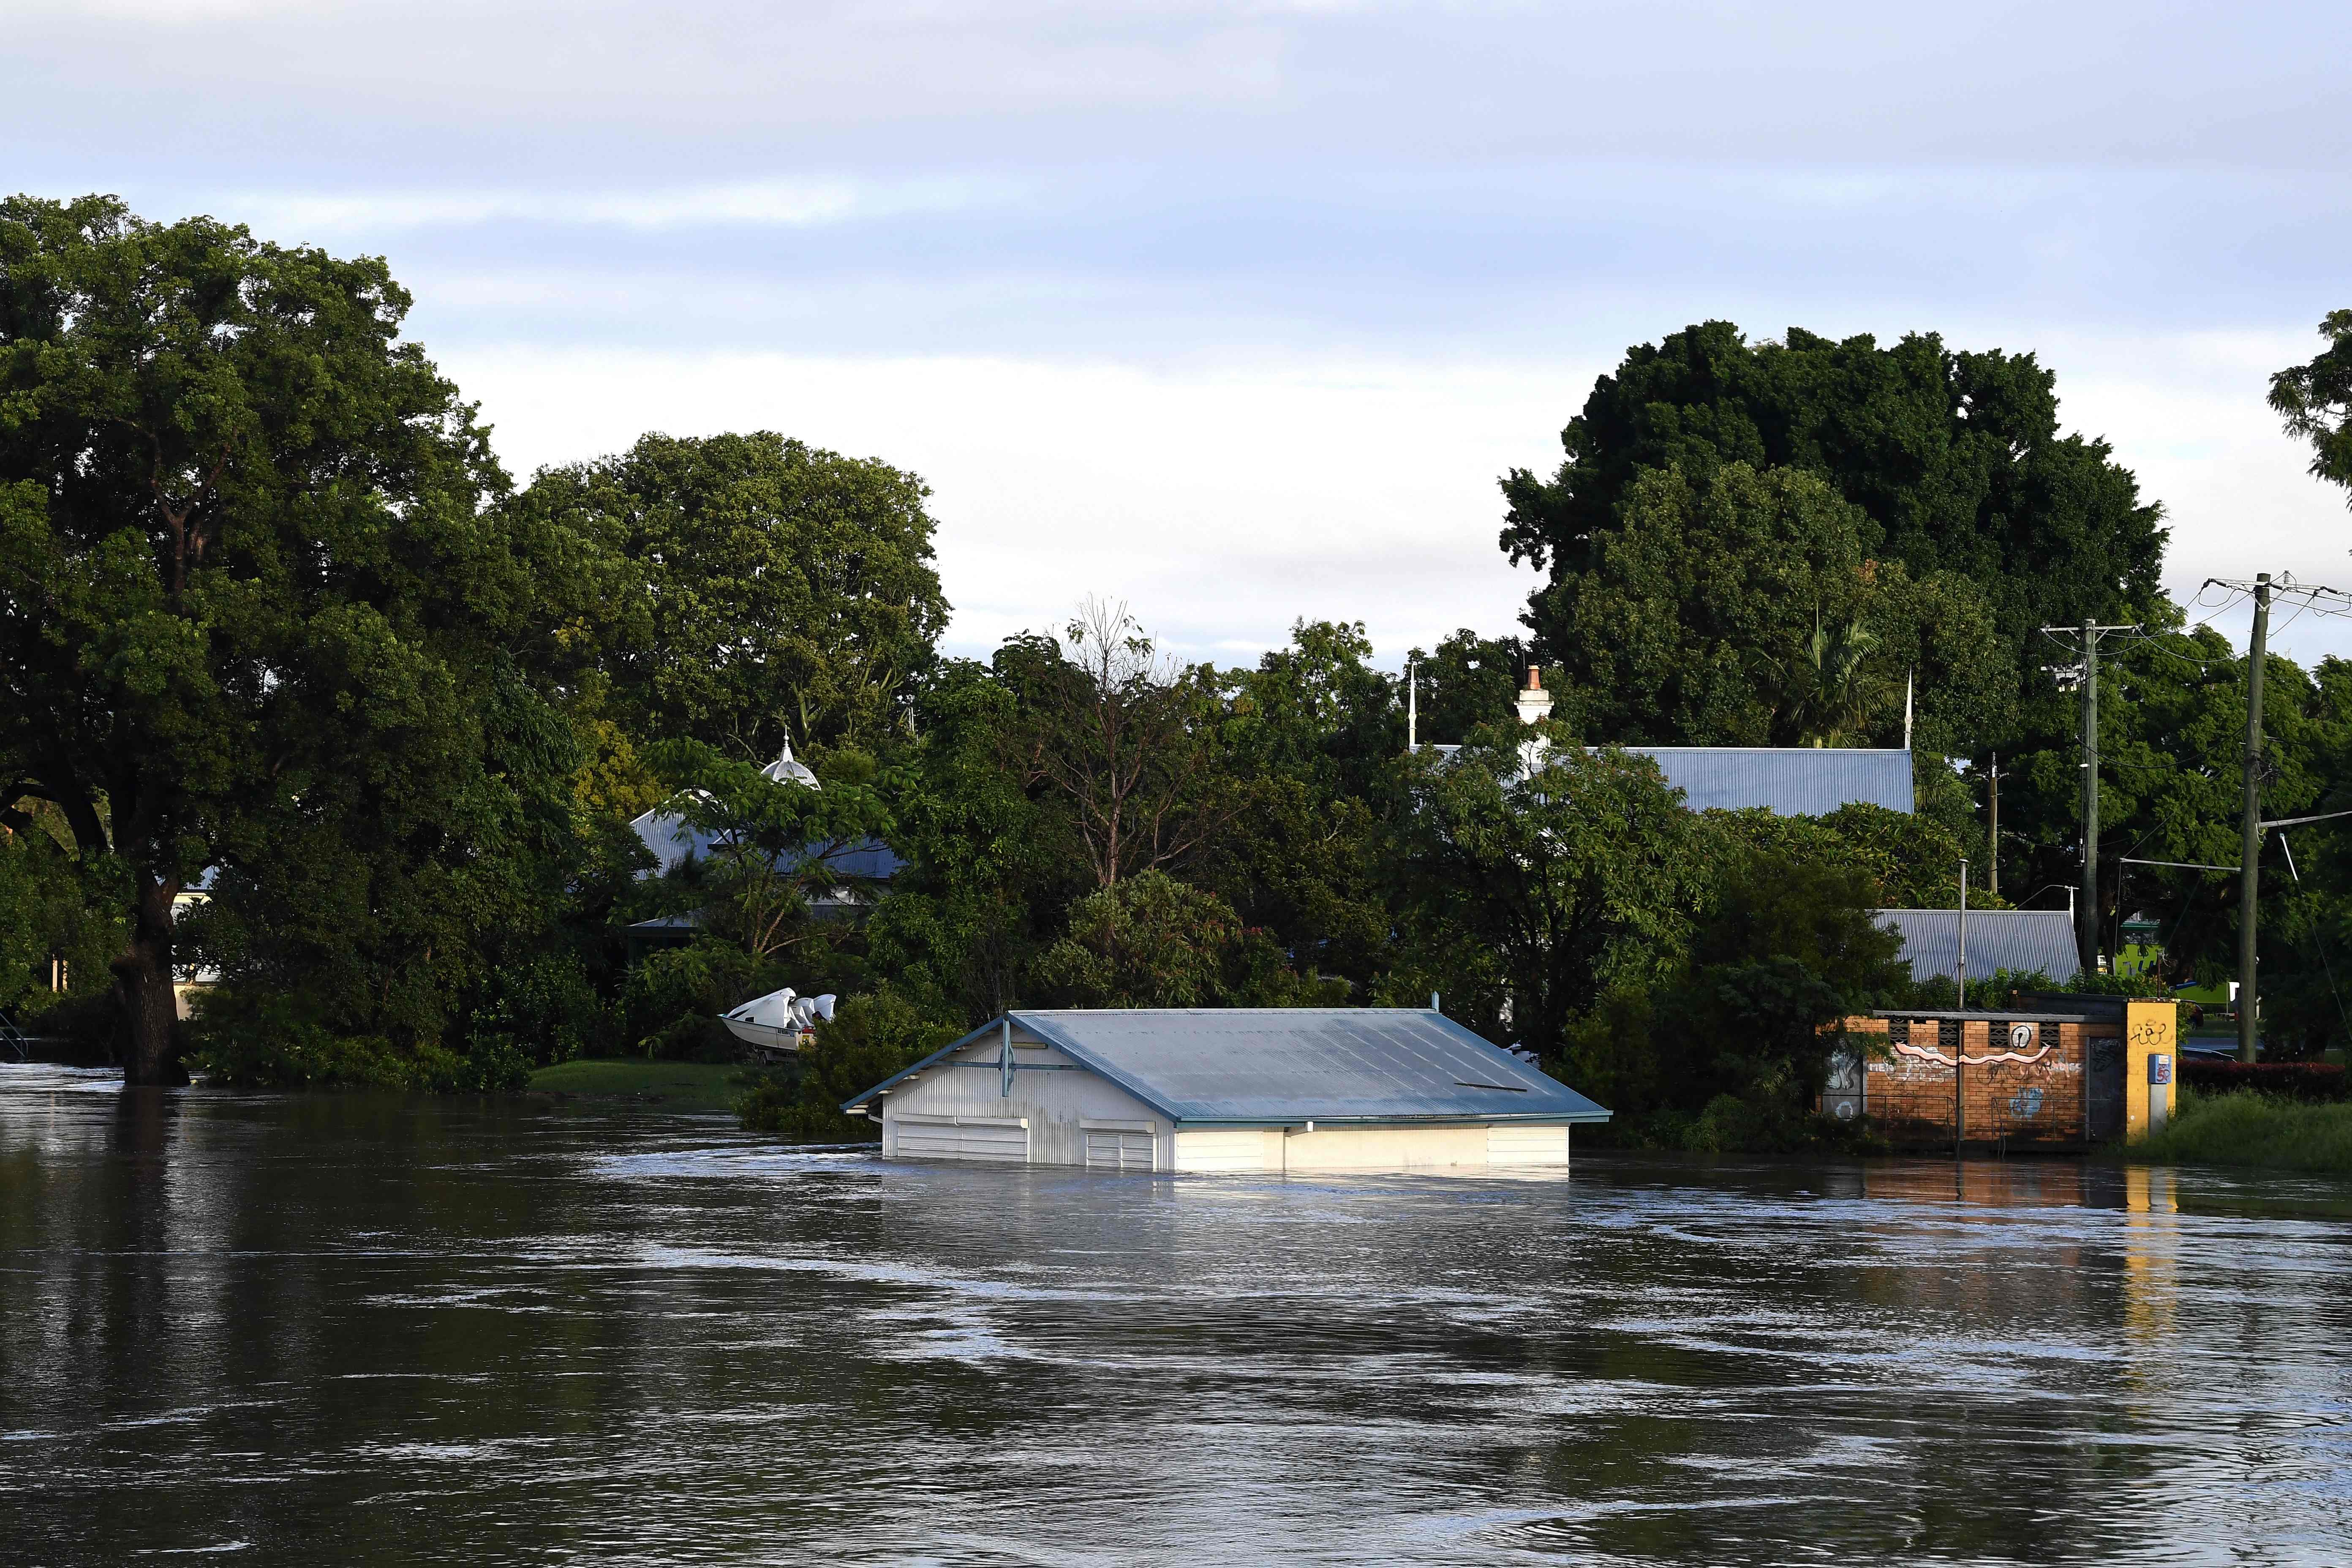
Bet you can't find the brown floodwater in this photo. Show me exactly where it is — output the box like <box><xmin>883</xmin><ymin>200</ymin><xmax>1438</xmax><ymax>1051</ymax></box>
<box><xmin>3</xmin><ymin>1063</ymin><xmax>2349</xmax><ymax>1565</ymax></box>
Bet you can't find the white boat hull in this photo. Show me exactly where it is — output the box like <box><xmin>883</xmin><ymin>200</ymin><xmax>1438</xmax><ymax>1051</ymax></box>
<box><xmin>723</xmin><ymin>1018</ymin><xmax>806</xmax><ymax>1054</ymax></box>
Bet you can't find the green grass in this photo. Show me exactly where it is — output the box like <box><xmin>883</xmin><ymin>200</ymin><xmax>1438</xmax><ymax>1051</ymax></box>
<box><xmin>2132</xmin><ymin>1087</ymin><xmax>2352</xmax><ymax>1175</ymax></box>
<box><xmin>525</xmin><ymin>1058</ymin><xmax>749</xmax><ymax>1112</ymax></box>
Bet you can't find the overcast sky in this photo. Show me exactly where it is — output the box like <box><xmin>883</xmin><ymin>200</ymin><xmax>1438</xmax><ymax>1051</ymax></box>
<box><xmin>9</xmin><ymin>0</ymin><xmax>2350</xmax><ymax>665</ymax></box>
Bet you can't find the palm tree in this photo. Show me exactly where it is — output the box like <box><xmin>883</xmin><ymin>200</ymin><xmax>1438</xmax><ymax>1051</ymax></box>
<box><xmin>1774</xmin><ymin>606</ymin><xmax>1892</xmax><ymax>746</ymax></box>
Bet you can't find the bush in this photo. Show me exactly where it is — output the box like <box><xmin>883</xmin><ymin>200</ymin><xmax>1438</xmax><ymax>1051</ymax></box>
<box><xmin>2136</xmin><ymin>1087</ymin><xmax>2352</xmax><ymax>1173</ymax></box>
<box><xmin>186</xmin><ymin>987</ymin><xmax>531</xmax><ymax>1091</ymax></box>
<box><xmin>622</xmin><ymin>941</ymin><xmax>779</xmax><ymax>1058</ymax></box>
<box><xmin>738</xmin><ymin>988</ymin><xmax>963</xmax><ymax>1142</ymax></box>
<box><xmin>466</xmin><ymin>952</ymin><xmax>610</xmax><ymax>1066</ymax></box>
<box><xmin>2179</xmin><ymin>1059</ymin><xmax>2347</xmax><ymax>1103</ymax></box>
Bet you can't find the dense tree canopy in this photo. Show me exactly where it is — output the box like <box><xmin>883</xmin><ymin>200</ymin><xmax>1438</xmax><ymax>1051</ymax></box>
<box><xmin>1531</xmin><ymin>461</ymin><xmax>2012</xmax><ymax>753</ymax></box>
<box><xmin>520</xmin><ymin>431</ymin><xmax>948</xmax><ymax>764</ymax></box>
<box><xmin>0</xmin><ymin>194</ymin><xmax>583</xmax><ymax>1081</ymax></box>
<box><xmin>1502</xmin><ymin>322</ymin><xmax>2168</xmax><ymax>656</ymax></box>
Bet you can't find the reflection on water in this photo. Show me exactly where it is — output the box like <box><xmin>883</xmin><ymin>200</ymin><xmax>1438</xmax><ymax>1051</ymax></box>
<box><xmin>4</xmin><ymin>1066</ymin><xmax>2351</xmax><ymax>1565</ymax></box>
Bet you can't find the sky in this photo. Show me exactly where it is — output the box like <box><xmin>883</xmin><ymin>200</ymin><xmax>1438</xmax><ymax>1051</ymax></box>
<box><xmin>8</xmin><ymin>0</ymin><xmax>2351</xmax><ymax>666</ymax></box>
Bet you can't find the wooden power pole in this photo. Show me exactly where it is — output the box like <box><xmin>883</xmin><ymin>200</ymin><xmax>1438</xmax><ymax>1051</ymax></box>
<box><xmin>2239</xmin><ymin>574</ymin><xmax>2272</xmax><ymax>1064</ymax></box>
<box><xmin>2043</xmin><ymin>621</ymin><xmax>2140</xmax><ymax>978</ymax></box>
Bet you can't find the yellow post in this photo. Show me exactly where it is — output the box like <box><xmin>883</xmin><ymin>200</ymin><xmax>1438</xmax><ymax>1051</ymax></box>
<box><xmin>2125</xmin><ymin>999</ymin><xmax>2178</xmax><ymax>1141</ymax></box>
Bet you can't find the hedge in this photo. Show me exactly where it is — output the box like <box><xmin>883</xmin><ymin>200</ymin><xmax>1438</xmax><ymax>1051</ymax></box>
<box><xmin>2179</xmin><ymin>1059</ymin><xmax>2348</xmax><ymax>1103</ymax></box>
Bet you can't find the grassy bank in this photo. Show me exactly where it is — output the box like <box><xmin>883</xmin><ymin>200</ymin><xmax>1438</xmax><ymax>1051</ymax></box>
<box><xmin>525</xmin><ymin>1058</ymin><xmax>749</xmax><ymax>1112</ymax></box>
<box><xmin>2131</xmin><ymin>1087</ymin><xmax>2352</xmax><ymax>1175</ymax></box>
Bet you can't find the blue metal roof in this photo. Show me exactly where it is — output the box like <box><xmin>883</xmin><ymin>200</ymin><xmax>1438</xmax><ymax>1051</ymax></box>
<box><xmin>1875</xmin><ymin>909</ymin><xmax>2081</xmax><ymax>984</ymax></box>
<box><xmin>1625</xmin><ymin>747</ymin><xmax>1913</xmax><ymax>816</ymax></box>
<box><xmin>630</xmin><ymin>811</ymin><xmax>904</xmax><ymax>881</ymax></box>
<box><xmin>843</xmin><ymin>1008</ymin><xmax>1612</xmax><ymax>1126</ymax></box>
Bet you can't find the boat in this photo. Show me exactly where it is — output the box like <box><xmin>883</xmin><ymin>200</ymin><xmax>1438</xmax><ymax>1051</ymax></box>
<box><xmin>720</xmin><ymin>987</ymin><xmax>836</xmax><ymax>1058</ymax></box>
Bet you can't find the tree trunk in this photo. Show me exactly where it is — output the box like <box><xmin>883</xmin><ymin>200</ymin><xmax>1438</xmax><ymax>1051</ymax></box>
<box><xmin>112</xmin><ymin>876</ymin><xmax>185</xmax><ymax>1086</ymax></box>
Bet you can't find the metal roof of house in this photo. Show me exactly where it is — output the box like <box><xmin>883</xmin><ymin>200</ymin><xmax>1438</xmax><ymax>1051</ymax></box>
<box><xmin>1626</xmin><ymin>747</ymin><xmax>1914</xmax><ymax>816</ymax></box>
<box><xmin>629</xmin><ymin>811</ymin><xmax>904</xmax><ymax>881</ymax></box>
<box><xmin>1874</xmin><ymin>909</ymin><xmax>2081</xmax><ymax>984</ymax></box>
<box><xmin>843</xmin><ymin>1008</ymin><xmax>1612</xmax><ymax>1126</ymax></box>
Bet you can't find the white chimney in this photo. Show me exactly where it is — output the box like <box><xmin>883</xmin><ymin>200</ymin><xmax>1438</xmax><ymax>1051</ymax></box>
<box><xmin>1516</xmin><ymin>664</ymin><xmax>1554</xmax><ymax>727</ymax></box>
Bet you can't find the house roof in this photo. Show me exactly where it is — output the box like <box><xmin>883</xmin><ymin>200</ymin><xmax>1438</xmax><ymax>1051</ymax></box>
<box><xmin>1874</xmin><ymin>908</ymin><xmax>2081</xmax><ymax>984</ymax></box>
<box><xmin>1626</xmin><ymin>746</ymin><xmax>1914</xmax><ymax>816</ymax></box>
<box><xmin>628</xmin><ymin>811</ymin><xmax>904</xmax><ymax>881</ymax></box>
<box><xmin>843</xmin><ymin>1007</ymin><xmax>1612</xmax><ymax>1126</ymax></box>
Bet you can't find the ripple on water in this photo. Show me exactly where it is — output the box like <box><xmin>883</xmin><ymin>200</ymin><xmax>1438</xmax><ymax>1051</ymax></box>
<box><xmin>5</xmin><ymin>1087</ymin><xmax>2352</xmax><ymax>1564</ymax></box>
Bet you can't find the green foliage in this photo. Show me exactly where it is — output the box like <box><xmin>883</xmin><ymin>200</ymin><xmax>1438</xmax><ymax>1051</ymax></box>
<box><xmin>1029</xmin><ymin>871</ymin><xmax>1348</xmax><ymax>1009</ymax></box>
<box><xmin>1502</xmin><ymin>321</ymin><xmax>2167</xmax><ymax>651</ymax></box>
<box><xmin>1394</xmin><ymin>628</ymin><xmax>1546</xmax><ymax>748</ymax></box>
<box><xmin>2132</xmin><ymin>1087</ymin><xmax>2352</xmax><ymax>1174</ymax></box>
<box><xmin>645</xmin><ymin>737</ymin><xmax>896</xmax><ymax>962</ymax></box>
<box><xmin>1521</xmin><ymin>460</ymin><xmax>2013</xmax><ymax>752</ymax></box>
<box><xmin>623</xmin><ymin>941</ymin><xmax>776</xmax><ymax>1058</ymax></box>
<box><xmin>520</xmin><ymin>430</ymin><xmax>947</xmax><ymax>758</ymax></box>
<box><xmin>738</xmin><ymin>989</ymin><xmax>963</xmax><ymax>1143</ymax></box>
<box><xmin>0</xmin><ymin>193</ymin><xmax>592</xmax><ymax>1081</ymax></box>
<box><xmin>188</xmin><ymin>988</ymin><xmax>530</xmax><ymax>1092</ymax></box>
<box><xmin>1392</xmin><ymin>737</ymin><xmax>1699</xmax><ymax>1055</ymax></box>
<box><xmin>467</xmin><ymin>952</ymin><xmax>610</xmax><ymax>1067</ymax></box>
<box><xmin>2270</xmin><ymin>310</ymin><xmax>2352</xmax><ymax>507</ymax></box>
<box><xmin>0</xmin><ymin>805</ymin><xmax>118</xmax><ymax>1018</ymax></box>
<box><xmin>1697</xmin><ymin>802</ymin><xmax>1991</xmax><ymax>910</ymax></box>
<box><xmin>1902</xmin><ymin>966</ymin><xmax>2066</xmax><ymax>1010</ymax></box>
<box><xmin>1564</xmin><ymin>842</ymin><xmax>1910</xmax><ymax>1148</ymax></box>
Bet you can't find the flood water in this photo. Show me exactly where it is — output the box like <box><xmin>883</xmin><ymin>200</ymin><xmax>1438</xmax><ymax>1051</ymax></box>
<box><xmin>4</xmin><ymin>1067</ymin><xmax>2351</xmax><ymax>1565</ymax></box>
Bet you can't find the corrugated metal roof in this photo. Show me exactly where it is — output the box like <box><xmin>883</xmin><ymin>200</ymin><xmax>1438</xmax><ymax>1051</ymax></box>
<box><xmin>1626</xmin><ymin>747</ymin><xmax>1914</xmax><ymax>816</ymax></box>
<box><xmin>629</xmin><ymin>811</ymin><xmax>904</xmax><ymax>881</ymax></box>
<box><xmin>844</xmin><ymin>1008</ymin><xmax>1611</xmax><ymax>1125</ymax></box>
<box><xmin>1875</xmin><ymin>909</ymin><xmax>2081</xmax><ymax>983</ymax></box>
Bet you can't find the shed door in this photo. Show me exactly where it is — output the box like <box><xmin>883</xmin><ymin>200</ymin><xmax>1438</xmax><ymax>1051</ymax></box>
<box><xmin>1487</xmin><ymin>1124</ymin><xmax>1570</xmax><ymax>1166</ymax></box>
<box><xmin>894</xmin><ymin>1116</ymin><xmax>1029</xmax><ymax>1163</ymax></box>
<box><xmin>2087</xmin><ymin>1032</ymin><xmax>2123</xmax><ymax>1142</ymax></box>
<box><xmin>1083</xmin><ymin>1128</ymin><xmax>1155</xmax><ymax>1171</ymax></box>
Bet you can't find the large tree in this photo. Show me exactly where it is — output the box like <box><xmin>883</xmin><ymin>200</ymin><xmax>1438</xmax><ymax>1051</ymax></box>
<box><xmin>1502</xmin><ymin>322</ymin><xmax>2168</xmax><ymax>659</ymax></box>
<box><xmin>521</xmin><ymin>431</ymin><xmax>949</xmax><ymax>763</ymax></box>
<box><xmin>1390</xmin><ymin>734</ymin><xmax>1700</xmax><ymax>1057</ymax></box>
<box><xmin>2271</xmin><ymin>310</ymin><xmax>2352</xmax><ymax>508</ymax></box>
<box><xmin>0</xmin><ymin>195</ymin><xmax>557</xmax><ymax>1081</ymax></box>
<box><xmin>1528</xmin><ymin>460</ymin><xmax>2013</xmax><ymax>754</ymax></box>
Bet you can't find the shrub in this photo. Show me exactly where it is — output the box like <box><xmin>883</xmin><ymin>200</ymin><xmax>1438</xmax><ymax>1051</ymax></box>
<box><xmin>738</xmin><ymin>988</ymin><xmax>963</xmax><ymax>1142</ymax></box>
<box><xmin>2136</xmin><ymin>1087</ymin><xmax>2352</xmax><ymax>1173</ymax></box>
<box><xmin>622</xmin><ymin>941</ymin><xmax>779</xmax><ymax>1058</ymax></box>
<box><xmin>2179</xmin><ymin>1059</ymin><xmax>2347</xmax><ymax>1103</ymax></box>
<box><xmin>187</xmin><ymin>987</ymin><xmax>531</xmax><ymax>1091</ymax></box>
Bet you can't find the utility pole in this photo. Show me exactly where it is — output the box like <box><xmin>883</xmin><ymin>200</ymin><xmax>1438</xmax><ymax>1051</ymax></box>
<box><xmin>2042</xmin><ymin>620</ymin><xmax>2141</xmax><ymax>978</ymax></box>
<box><xmin>1957</xmin><ymin>858</ymin><xmax>1968</xmax><ymax>1013</ymax></box>
<box><xmin>1987</xmin><ymin>755</ymin><xmax>2000</xmax><ymax>902</ymax></box>
<box><xmin>1407</xmin><ymin>659</ymin><xmax>1418</xmax><ymax>753</ymax></box>
<box><xmin>2239</xmin><ymin>574</ymin><xmax>2272</xmax><ymax>1064</ymax></box>
<box><xmin>2079</xmin><ymin>618</ymin><xmax>2100</xmax><ymax>977</ymax></box>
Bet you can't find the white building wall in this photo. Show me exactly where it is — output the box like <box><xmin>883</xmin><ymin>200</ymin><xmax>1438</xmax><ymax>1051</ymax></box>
<box><xmin>1173</xmin><ymin>1123</ymin><xmax>1574</xmax><ymax>1173</ymax></box>
<box><xmin>879</xmin><ymin>1034</ymin><xmax>1170</xmax><ymax>1168</ymax></box>
<box><xmin>875</xmin><ymin>1030</ymin><xmax>1582</xmax><ymax>1173</ymax></box>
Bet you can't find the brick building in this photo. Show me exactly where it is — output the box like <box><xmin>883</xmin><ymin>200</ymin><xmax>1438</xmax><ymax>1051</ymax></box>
<box><xmin>1823</xmin><ymin>1008</ymin><xmax>2126</xmax><ymax>1148</ymax></box>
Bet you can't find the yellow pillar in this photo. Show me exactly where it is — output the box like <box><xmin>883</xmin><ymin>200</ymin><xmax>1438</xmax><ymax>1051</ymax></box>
<box><xmin>2125</xmin><ymin>999</ymin><xmax>2178</xmax><ymax>1141</ymax></box>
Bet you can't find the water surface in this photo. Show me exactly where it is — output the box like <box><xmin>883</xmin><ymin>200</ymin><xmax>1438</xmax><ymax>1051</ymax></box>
<box><xmin>3</xmin><ymin>1064</ymin><xmax>2349</xmax><ymax>1565</ymax></box>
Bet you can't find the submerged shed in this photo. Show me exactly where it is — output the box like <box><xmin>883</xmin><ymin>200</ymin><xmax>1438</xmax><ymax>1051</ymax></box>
<box><xmin>841</xmin><ymin>1008</ymin><xmax>1611</xmax><ymax>1173</ymax></box>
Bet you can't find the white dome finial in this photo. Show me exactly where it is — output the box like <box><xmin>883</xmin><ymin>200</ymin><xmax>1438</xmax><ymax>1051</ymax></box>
<box><xmin>759</xmin><ymin>738</ymin><xmax>820</xmax><ymax>790</ymax></box>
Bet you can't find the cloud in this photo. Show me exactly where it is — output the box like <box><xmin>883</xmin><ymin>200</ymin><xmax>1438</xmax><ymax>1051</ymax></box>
<box><xmin>438</xmin><ymin>346</ymin><xmax>1579</xmax><ymax>665</ymax></box>
<box><xmin>436</xmin><ymin>337</ymin><xmax>2352</xmax><ymax>671</ymax></box>
<box><xmin>221</xmin><ymin>175</ymin><xmax>1026</xmax><ymax>238</ymax></box>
